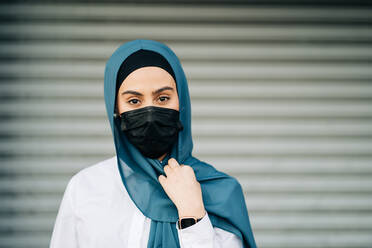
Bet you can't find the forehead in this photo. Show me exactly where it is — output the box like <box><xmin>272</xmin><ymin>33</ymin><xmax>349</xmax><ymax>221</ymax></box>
<box><xmin>119</xmin><ymin>66</ymin><xmax>176</xmax><ymax>91</ymax></box>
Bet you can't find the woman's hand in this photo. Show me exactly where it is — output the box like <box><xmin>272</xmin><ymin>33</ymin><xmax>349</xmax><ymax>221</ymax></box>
<box><xmin>158</xmin><ymin>158</ymin><xmax>206</xmax><ymax>219</ymax></box>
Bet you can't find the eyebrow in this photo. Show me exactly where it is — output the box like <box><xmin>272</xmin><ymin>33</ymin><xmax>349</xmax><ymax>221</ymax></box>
<box><xmin>121</xmin><ymin>86</ymin><xmax>174</xmax><ymax>97</ymax></box>
<box><xmin>121</xmin><ymin>90</ymin><xmax>143</xmax><ymax>96</ymax></box>
<box><xmin>152</xmin><ymin>86</ymin><xmax>174</xmax><ymax>96</ymax></box>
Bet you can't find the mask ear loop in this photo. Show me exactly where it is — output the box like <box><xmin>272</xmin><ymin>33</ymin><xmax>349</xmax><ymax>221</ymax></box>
<box><xmin>113</xmin><ymin>105</ymin><xmax>121</xmax><ymax>129</ymax></box>
<box><xmin>114</xmin><ymin>81</ymin><xmax>121</xmax><ymax>119</ymax></box>
<box><xmin>114</xmin><ymin>105</ymin><xmax>130</xmax><ymax>132</ymax></box>
<box><xmin>113</xmin><ymin>91</ymin><xmax>121</xmax><ymax>119</ymax></box>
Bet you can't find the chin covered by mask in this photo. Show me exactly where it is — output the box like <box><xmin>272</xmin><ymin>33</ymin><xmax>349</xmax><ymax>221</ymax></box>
<box><xmin>115</xmin><ymin>106</ymin><xmax>183</xmax><ymax>159</ymax></box>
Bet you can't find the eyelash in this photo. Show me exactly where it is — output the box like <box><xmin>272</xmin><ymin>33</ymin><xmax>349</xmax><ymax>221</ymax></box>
<box><xmin>128</xmin><ymin>99</ymin><xmax>140</xmax><ymax>105</ymax></box>
<box><xmin>158</xmin><ymin>96</ymin><xmax>170</xmax><ymax>102</ymax></box>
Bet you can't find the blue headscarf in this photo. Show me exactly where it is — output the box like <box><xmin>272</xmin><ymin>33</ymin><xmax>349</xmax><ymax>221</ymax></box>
<box><xmin>104</xmin><ymin>39</ymin><xmax>257</xmax><ymax>248</ymax></box>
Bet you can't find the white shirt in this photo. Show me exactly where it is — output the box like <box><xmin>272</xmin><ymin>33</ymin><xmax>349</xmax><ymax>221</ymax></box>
<box><xmin>50</xmin><ymin>156</ymin><xmax>243</xmax><ymax>248</ymax></box>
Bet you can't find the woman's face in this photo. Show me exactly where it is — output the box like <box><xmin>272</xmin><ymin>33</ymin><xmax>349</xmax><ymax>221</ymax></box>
<box><xmin>116</xmin><ymin>66</ymin><xmax>179</xmax><ymax>114</ymax></box>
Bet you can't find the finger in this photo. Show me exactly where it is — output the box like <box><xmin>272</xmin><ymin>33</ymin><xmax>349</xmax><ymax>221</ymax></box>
<box><xmin>163</xmin><ymin>165</ymin><xmax>171</xmax><ymax>175</ymax></box>
<box><xmin>168</xmin><ymin>158</ymin><xmax>179</xmax><ymax>168</ymax></box>
<box><xmin>158</xmin><ymin>174</ymin><xmax>167</xmax><ymax>186</ymax></box>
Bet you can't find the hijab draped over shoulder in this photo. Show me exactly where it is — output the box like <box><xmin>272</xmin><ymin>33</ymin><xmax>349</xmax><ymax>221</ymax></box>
<box><xmin>104</xmin><ymin>39</ymin><xmax>257</xmax><ymax>248</ymax></box>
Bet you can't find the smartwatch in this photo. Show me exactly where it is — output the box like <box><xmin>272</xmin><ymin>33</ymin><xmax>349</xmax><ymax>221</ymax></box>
<box><xmin>177</xmin><ymin>216</ymin><xmax>203</xmax><ymax>229</ymax></box>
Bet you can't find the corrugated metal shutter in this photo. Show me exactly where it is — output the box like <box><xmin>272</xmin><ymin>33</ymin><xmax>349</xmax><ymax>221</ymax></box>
<box><xmin>0</xmin><ymin>3</ymin><xmax>371</xmax><ymax>248</ymax></box>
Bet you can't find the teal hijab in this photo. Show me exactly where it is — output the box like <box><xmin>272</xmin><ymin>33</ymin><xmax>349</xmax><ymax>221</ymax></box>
<box><xmin>104</xmin><ymin>39</ymin><xmax>257</xmax><ymax>248</ymax></box>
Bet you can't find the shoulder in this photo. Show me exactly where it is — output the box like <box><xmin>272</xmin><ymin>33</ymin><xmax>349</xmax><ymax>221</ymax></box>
<box><xmin>59</xmin><ymin>155</ymin><xmax>138</xmax><ymax>221</ymax></box>
<box><xmin>66</xmin><ymin>155</ymin><xmax>123</xmax><ymax>199</ymax></box>
<box><xmin>188</xmin><ymin>157</ymin><xmax>242</xmax><ymax>187</ymax></box>
<box><xmin>72</xmin><ymin>155</ymin><xmax>117</xmax><ymax>182</ymax></box>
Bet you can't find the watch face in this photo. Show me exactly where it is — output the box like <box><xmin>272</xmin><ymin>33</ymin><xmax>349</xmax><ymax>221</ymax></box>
<box><xmin>180</xmin><ymin>218</ymin><xmax>196</xmax><ymax>229</ymax></box>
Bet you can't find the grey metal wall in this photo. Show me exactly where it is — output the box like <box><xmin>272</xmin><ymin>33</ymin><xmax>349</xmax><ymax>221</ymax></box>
<box><xmin>0</xmin><ymin>3</ymin><xmax>372</xmax><ymax>248</ymax></box>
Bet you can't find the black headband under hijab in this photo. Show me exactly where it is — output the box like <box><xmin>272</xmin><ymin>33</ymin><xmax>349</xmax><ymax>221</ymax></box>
<box><xmin>115</xmin><ymin>49</ymin><xmax>176</xmax><ymax>97</ymax></box>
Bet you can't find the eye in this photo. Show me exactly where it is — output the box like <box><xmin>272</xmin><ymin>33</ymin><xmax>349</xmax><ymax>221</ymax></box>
<box><xmin>158</xmin><ymin>96</ymin><xmax>170</xmax><ymax>103</ymax></box>
<box><xmin>128</xmin><ymin>98</ymin><xmax>140</xmax><ymax>105</ymax></box>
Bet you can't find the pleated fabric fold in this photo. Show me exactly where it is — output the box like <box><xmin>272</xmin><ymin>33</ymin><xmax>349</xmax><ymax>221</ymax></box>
<box><xmin>148</xmin><ymin>220</ymin><xmax>180</xmax><ymax>248</ymax></box>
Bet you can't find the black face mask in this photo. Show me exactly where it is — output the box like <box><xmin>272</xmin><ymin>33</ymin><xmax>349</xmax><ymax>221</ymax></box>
<box><xmin>116</xmin><ymin>106</ymin><xmax>183</xmax><ymax>159</ymax></box>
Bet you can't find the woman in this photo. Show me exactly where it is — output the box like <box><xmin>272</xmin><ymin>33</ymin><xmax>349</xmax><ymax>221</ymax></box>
<box><xmin>50</xmin><ymin>39</ymin><xmax>257</xmax><ymax>248</ymax></box>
